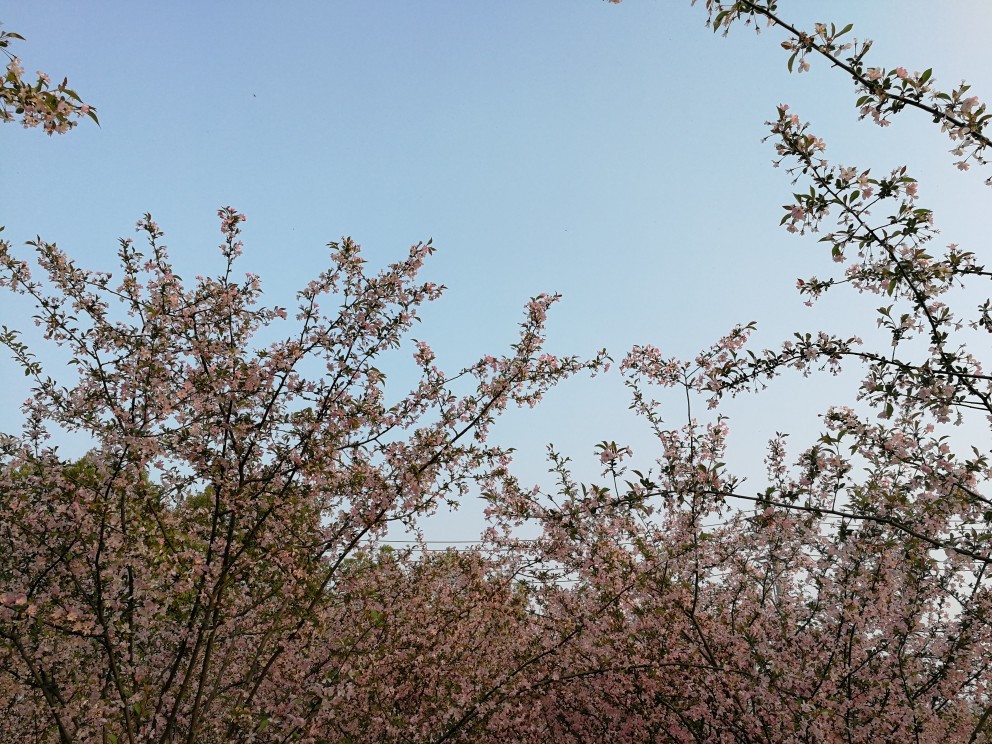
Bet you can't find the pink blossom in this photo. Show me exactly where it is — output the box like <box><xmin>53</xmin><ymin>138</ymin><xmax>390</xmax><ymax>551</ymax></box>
<box><xmin>960</xmin><ymin>95</ymin><xmax>980</xmax><ymax>114</ymax></box>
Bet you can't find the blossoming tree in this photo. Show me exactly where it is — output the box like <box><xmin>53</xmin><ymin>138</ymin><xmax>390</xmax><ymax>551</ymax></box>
<box><xmin>497</xmin><ymin>1</ymin><xmax>992</xmax><ymax>740</ymax></box>
<box><xmin>2</xmin><ymin>3</ymin><xmax>992</xmax><ymax>742</ymax></box>
<box><xmin>0</xmin><ymin>24</ymin><xmax>608</xmax><ymax>743</ymax></box>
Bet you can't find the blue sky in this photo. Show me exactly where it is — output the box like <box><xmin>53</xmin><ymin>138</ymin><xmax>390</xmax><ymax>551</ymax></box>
<box><xmin>3</xmin><ymin>2</ymin><xmax>990</xmax><ymax>537</ymax></box>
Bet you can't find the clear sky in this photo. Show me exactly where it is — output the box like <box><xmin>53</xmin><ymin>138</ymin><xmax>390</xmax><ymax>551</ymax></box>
<box><xmin>3</xmin><ymin>2</ymin><xmax>990</xmax><ymax>539</ymax></box>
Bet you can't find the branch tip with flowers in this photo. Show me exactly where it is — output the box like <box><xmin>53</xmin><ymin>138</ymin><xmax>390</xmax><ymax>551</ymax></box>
<box><xmin>0</xmin><ymin>25</ymin><xmax>96</xmax><ymax>135</ymax></box>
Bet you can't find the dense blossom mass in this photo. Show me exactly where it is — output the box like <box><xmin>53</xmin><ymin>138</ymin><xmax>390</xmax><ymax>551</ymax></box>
<box><xmin>1</xmin><ymin>2</ymin><xmax>991</xmax><ymax>742</ymax></box>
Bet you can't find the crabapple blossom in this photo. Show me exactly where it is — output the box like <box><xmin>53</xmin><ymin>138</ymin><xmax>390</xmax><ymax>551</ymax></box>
<box><xmin>0</xmin><ymin>26</ymin><xmax>96</xmax><ymax>134</ymax></box>
<box><xmin>0</xmin><ymin>206</ymin><xmax>608</xmax><ymax>740</ymax></box>
<box><xmin>3</xmin><ymin>3</ymin><xmax>992</xmax><ymax>742</ymax></box>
